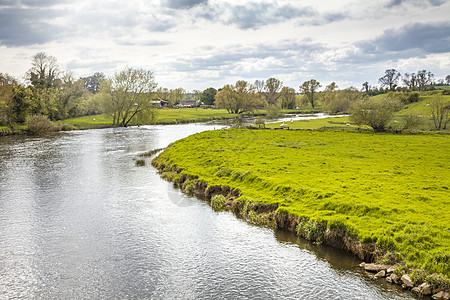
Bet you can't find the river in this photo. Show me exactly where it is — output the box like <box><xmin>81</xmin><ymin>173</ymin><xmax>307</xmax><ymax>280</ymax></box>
<box><xmin>0</xmin><ymin>120</ymin><xmax>417</xmax><ymax>299</ymax></box>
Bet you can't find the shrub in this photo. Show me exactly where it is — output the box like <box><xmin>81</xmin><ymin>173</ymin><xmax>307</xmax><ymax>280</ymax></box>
<box><xmin>350</xmin><ymin>97</ymin><xmax>402</xmax><ymax>132</ymax></box>
<box><xmin>404</xmin><ymin>92</ymin><xmax>420</xmax><ymax>104</ymax></box>
<box><xmin>402</xmin><ymin>114</ymin><xmax>423</xmax><ymax>131</ymax></box>
<box><xmin>25</xmin><ymin>114</ymin><xmax>59</xmax><ymax>135</ymax></box>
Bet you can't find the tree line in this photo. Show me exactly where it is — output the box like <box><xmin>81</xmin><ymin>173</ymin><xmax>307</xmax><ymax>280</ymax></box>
<box><xmin>1</xmin><ymin>52</ymin><xmax>449</xmax><ymax>132</ymax></box>
<box><xmin>0</xmin><ymin>52</ymin><xmax>203</xmax><ymax>130</ymax></box>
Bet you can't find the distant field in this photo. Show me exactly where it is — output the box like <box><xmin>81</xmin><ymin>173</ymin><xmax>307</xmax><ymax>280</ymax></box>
<box><xmin>266</xmin><ymin>92</ymin><xmax>450</xmax><ymax>131</ymax></box>
<box><xmin>150</xmin><ymin>108</ymin><xmax>237</xmax><ymax>124</ymax></box>
<box><xmin>56</xmin><ymin>108</ymin><xmax>313</xmax><ymax>128</ymax></box>
<box><xmin>266</xmin><ymin>116</ymin><xmax>359</xmax><ymax>130</ymax></box>
<box><xmin>435</xmin><ymin>85</ymin><xmax>450</xmax><ymax>90</ymax></box>
<box><xmin>56</xmin><ymin>114</ymin><xmax>113</xmax><ymax>128</ymax></box>
<box><xmin>153</xmin><ymin>128</ymin><xmax>450</xmax><ymax>276</ymax></box>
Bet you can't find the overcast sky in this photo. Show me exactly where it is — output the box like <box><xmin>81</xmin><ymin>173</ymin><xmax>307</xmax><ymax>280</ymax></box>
<box><xmin>0</xmin><ymin>0</ymin><xmax>449</xmax><ymax>91</ymax></box>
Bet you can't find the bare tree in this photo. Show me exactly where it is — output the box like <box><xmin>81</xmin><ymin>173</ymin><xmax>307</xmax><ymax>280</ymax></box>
<box><xmin>429</xmin><ymin>93</ymin><xmax>449</xmax><ymax>130</ymax></box>
<box><xmin>254</xmin><ymin>80</ymin><xmax>265</xmax><ymax>93</ymax></box>
<box><xmin>446</xmin><ymin>75</ymin><xmax>450</xmax><ymax>85</ymax></box>
<box><xmin>416</xmin><ymin>70</ymin><xmax>434</xmax><ymax>91</ymax></box>
<box><xmin>378</xmin><ymin>69</ymin><xmax>400</xmax><ymax>91</ymax></box>
<box><xmin>27</xmin><ymin>52</ymin><xmax>60</xmax><ymax>89</ymax></box>
<box><xmin>82</xmin><ymin>72</ymin><xmax>105</xmax><ymax>94</ymax></box>
<box><xmin>402</xmin><ymin>72</ymin><xmax>417</xmax><ymax>90</ymax></box>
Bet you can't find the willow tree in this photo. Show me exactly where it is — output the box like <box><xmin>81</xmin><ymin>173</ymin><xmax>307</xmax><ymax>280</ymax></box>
<box><xmin>264</xmin><ymin>77</ymin><xmax>282</xmax><ymax>105</ymax></box>
<box><xmin>215</xmin><ymin>80</ymin><xmax>265</xmax><ymax>114</ymax></box>
<box><xmin>99</xmin><ymin>67</ymin><xmax>157</xmax><ymax>127</ymax></box>
<box><xmin>299</xmin><ymin>79</ymin><xmax>321</xmax><ymax>108</ymax></box>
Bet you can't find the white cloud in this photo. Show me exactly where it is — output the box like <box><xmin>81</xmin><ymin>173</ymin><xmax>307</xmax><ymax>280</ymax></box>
<box><xmin>0</xmin><ymin>0</ymin><xmax>449</xmax><ymax>90</ymax></box>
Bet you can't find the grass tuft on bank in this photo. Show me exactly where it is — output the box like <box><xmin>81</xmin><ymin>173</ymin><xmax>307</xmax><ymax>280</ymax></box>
<box><xmin>153</xmin><ymin>128</ymin><xmax>450</xmax><ymax>278</ymax></box>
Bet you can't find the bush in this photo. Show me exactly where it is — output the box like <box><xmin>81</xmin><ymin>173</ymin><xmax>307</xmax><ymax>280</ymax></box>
<box><xmin>25</xmin><ymin>114</ymin><xmax>59</xmax><ymax>135</ymax></box>
<box><xmin>350</xmin><ymin>97</ymin><xmax>402</xmax><ymax>132</ymax></box>
<box><xmin>402</xmin><ymin>114</ymin><xmax>423</xmax><ymax>131</ymax></box>
<box><xmin>404</xmin><ymin>92</ymin><xmax>420</xmax><ymax>104</ymax></box>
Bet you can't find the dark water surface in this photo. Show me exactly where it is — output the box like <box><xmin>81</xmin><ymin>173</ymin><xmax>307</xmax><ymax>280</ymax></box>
<box><xmin>0</xmin><ymin>123</ymin><xmax>416</xmax><ymax>299</ymax></box>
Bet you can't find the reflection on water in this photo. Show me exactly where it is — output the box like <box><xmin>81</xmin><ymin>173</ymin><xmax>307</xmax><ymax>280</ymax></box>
<box><xmin>0</xmin><ymin>122</ymin><xmax>416</xmax><ymax>299</ymax></box>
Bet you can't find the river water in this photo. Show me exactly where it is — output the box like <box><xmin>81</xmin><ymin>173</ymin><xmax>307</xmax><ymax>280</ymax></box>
<box><xmin>0</xmin><ymin>120</ymin><xmax>417</xmax><ymax>299</ymax></box>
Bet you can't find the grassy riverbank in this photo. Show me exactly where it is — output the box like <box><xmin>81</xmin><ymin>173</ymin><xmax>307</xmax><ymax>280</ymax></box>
<box><xmin>55</xmin><ymin>108</ymin><xmax>246</xmax><ymax>129</ymax></box>
<box><xmin>153</xmin><ymin>129</ymin><xmax>450</xmax><ymax>279</ymax></box>
<box><xmin>56</xmin><ymin>108</ymin><xmax>315</xmax><ymax>128</ymax></box>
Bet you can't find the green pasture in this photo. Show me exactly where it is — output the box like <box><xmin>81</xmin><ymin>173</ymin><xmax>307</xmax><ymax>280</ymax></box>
<box><xmin>267</xmin><ymin>92</ymin><xmax>450</xmax><ymax>131</ymax></box>
<box><xmin>153</xmin><ymin>129</ymin><xmax>450</xmax><ymax>276</ymax></box>
<box><xmin>266</xmin><ymin>116</ymin><xmax>359</xmax><ymax>130</ymax></box>
<box><xmin>56</xmin><ymin>108</ymin><xmax>312</xmax><ymax>129</ymax></box>
<box><xmin>150</xmin><ymin>108</ymin><xmax>237</xmax><ymax>124</ymax></box>
<box><xmin>56</xmin><ymin>114</ymin><xmax>113</xmax><ymax>129</ymax></box>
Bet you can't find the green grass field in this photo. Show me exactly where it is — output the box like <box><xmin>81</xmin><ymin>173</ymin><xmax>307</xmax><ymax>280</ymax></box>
<box><xmin>266</xmin><ymin>92</ymin><xmax>450</xmax><ymax>131</ymax></box>
<box><xmin>150</xmin><ymin>108</ymin><xmax>237</xmax><ymax>124</ymax></box>
<box><xmin>153</xmin><ymin>129</ymin><xmax>450</xmax><ymax>277</ymax></box>
<box><xmin>56</xmin><ymin>108</ymin><xmax>246</xmax><ymax>128</ymax></box>
<box><xmin>266</xmin><ymin>116</ymin><xmax>359</xmax><ymax>130</ymax></box>
<box><xmin>55</xmin><ymin>114</ymin><xmax>113</xmax><ymax>129</ymax></box>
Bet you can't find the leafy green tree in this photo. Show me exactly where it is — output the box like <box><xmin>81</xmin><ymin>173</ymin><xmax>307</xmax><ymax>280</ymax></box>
<box><xmin>0</xmin><ymin>73</ymin><xmax>17</xmax><ymax>129</ymax></box>
<box><xmin>378</xmin><ymin>69</ymin><xmax>400</xmax><ymax>91</ymax></box>
<box><xmin>192</xmin><ymin>90</ymin><xmax>201</xmax><ymax>101</ymax></box>
<box><xmin>58</xmin><ymin>71</ymin><xmax>89</xmax><ymax>118</ymax></box>
<box><xmin>199</xmin><ymin>87</ymin><xmax>217</xmax><ymax>105</ymax></box>
<box><xmin>299</xmin><ymin>79</ymin><xmax>321</xmax><ymax>108</ymax></box>
<box><xmin>322</xmin><ymin>82</ymin><xmax>338</xmax><ymax>113</ymax></box>
<box><xmin>215</xmin><ymin>80</ymin><xmax>265</xmax><ymax>114</ymax></box>
<box><xmin>156</xmin><ymin>87</ymin><xmax>170</xmax><ymax>101</ymax></box>
<box><xmin>446</xmin><ymin>75</ymin><xmax>450</xmax><ymax>85</ymax></box>
<box><xmin>98</xmin><ymin>67</ymin><xmax>157</xmax><ymax>127</ymax></box>
<box><xmin>350</xmin><ymin>96</ymin><xmax>402</xmax><ymax>132</ymax></box>
<box><xmin>168</xmin><ymin>88</ymin><xmax>186</xmax><ymax>105</ymax></box>
<box><xmin>82</xmin><ymin>72</ymin><xmax>105</xmax><ymax>94</ymax></box>
<box><xmin>323</xmin><ymin>84</ymin><xmax>362</xmax><ymax>114</ymax></box>
<box><xmin>264</xmin><ymin>77</ymin><xmax>282</xmax><ymax>105</ymax></box>
<box><xmin>279</xmin><ymin>86</ymin><xmax>296</xmax><ymax>109</ymax></box>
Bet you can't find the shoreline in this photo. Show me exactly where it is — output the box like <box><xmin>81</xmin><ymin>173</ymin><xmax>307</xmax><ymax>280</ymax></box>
<box><xmin>0</xmin><ymin>109</ymin><xmax>323</xmax><ymax>137</ymax></box>
<box><xmin>152</xmin><ymin>154</ymin><xmax>449</xmax><ymax>300</ymax></box>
